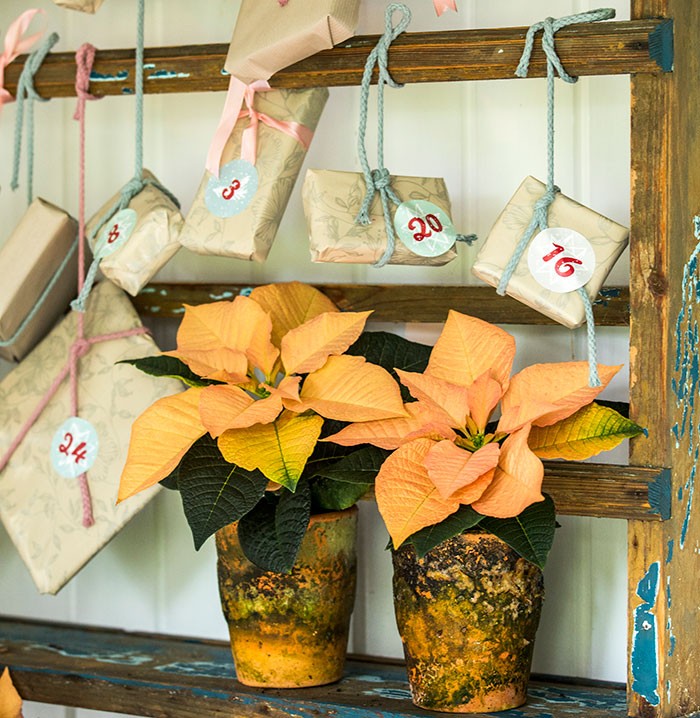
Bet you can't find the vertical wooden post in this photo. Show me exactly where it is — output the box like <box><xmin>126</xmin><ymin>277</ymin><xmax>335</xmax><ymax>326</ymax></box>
<box><xmin>629</xmin><ymin>1</ymin><xmax>700</xmax><ymax>715</ymax></box>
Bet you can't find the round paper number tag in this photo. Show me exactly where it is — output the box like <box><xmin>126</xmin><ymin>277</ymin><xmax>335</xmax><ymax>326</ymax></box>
<box><xmin>394</xmin><ymin>200</ymin><xmax>457</xmax><ymax>258</ymax></box>
<box><xmin>527</xmin><ymin>227</ymin><xmax>595</xmax><ymax>293</ymax></box>
<box><xmin>95</xmin><ymin>208</ymin><xmax>137</xmax><ymax>259</ymax></box>
<box><xmin>50</xmin><ymin>417</ymin><xmax>99</xmax><ymax>479</ymax></box>
<box><xmin>206</xmin><ymin>159</ymin><xmax>259</xmax><ymax>218</ymax></box>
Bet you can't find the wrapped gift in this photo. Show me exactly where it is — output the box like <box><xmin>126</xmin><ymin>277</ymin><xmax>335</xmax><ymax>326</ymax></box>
<box><xmin>86</xmin><ymin>170</ymin><xmax>183</xmax><ymax>296</ymax></box>
<box><xmin>0</xmin><ymin>198</ymin><xmax>78</xmax><ymax>363</ymax></box>
<box><xmin>472</xmin><ymin>176</ymin><xmax>629</xmax><ymax>329</ymax></box>
<box><xmin>225</xmin><ymin>0</ymin><xmax>360</xmax><ymax>84</ymax></box>
<box><xmin>303</xmin><ymin>169</ymin><xmax>459</xmax><ymax>266</ymax></box>
<box><xmin>51</xmin><ymin>0</ymin><xmax>105</xmax><ymax>12</ymax></box>
<box><xmin>179</xmin><ymin>87</ymin><xmax>328</xmax><ymax>262</ymax></box>
<box><xmin>0</xmin><ymin>281</ymin><xmax>182</xmax><ymax>594</ymax></box>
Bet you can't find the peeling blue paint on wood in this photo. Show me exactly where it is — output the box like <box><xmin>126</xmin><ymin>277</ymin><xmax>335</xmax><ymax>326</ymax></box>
<box><xmin>666</xmin><ymin>539</ymin><xmax>674</xmax><ymax>564</ymax></box>
<box><xmin>631</xmin><ymin>561</ymin><xmax>660</xmax><ymax>706</ymax></box>
<box><xmin>90</xmin><ymin>70</ymin><xmax>129</xmax><ymax>82</ymax></box>
<box><xmin>148</xmin><ymin>69</ymin><xmax>192</xmax><ymax>80</ymax></box>
<box><xmin>593</xmin><ymin>287</ymin><xmax>622</xmax><ymax>308</ymax></box>
<box><xmin>209</xmin><ymin>291</ymin><xmax>234</xmax><ymax>301</ymax></box>
<box><xmin>648</xmin><ymin>469</ymin><xmax>672</xmax><ymax>520</ymax></box>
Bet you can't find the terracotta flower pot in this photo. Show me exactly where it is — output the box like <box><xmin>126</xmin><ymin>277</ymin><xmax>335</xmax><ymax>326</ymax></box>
<box><xmin>215</xmin><ymin>507</ymin><xmax>358</xmax><ymax>688</ymax></box>
<box><xmin>392</xmin><ymin>530</ymin><xmax>544</xmax><ymax>713</ymax></box>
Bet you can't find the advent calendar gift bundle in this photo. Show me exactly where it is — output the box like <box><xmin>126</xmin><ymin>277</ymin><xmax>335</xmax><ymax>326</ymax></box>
<box><xmin>51</xmin><ymin>0</ymin><xmax>106</xmax><ymax>12</ymax></box>
<box><xmin>303</xmin><ymin>4</ymin><xmax>473</xmax><ymax>267</ymax></box>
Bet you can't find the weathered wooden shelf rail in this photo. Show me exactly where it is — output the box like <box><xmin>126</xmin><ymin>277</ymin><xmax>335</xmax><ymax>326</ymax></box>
<box><xmin>134</xmin><ymin>282</ymin><xmax>630</xmax><ymax>326</ymax></box>
<box><xmin>0</xmin><ymin>618</ymin><xmax>628</xmax><ymax>718</ymax></box>
<box><xmin>3</xmin><ymin>19</ymin><xmax>666</xmax><ymax>99</ymax></box>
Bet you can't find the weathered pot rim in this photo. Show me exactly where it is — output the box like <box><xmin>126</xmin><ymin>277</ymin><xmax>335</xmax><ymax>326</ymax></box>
<box><xmin>308</xmin><ymin>505</ymin><xmax>358</xmax><ymax>525</ymax></box>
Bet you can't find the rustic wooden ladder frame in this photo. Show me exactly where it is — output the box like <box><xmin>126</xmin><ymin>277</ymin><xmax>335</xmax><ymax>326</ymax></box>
<box><xmin>2</xmin><ymin>1</ymin><xmax>697</xmax><ymax>716</ymax></box>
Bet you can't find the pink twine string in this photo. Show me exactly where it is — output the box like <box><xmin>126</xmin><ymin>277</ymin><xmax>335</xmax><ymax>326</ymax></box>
<box><xmin>0</xmin><ymin>44</ymin><xmax>147</xmax><ymax>528</ymax></box>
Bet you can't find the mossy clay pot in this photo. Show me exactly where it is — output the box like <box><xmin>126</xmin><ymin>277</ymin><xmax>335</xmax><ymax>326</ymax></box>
<box><xmin>216</xmin><ymin>506</ymin><xmax>358</xmax><ymax>688</ymax></box>
<box><xmin>392</xmin><ymin>530</ymin><xmax>544</xmax><ymax>713</ymax></box>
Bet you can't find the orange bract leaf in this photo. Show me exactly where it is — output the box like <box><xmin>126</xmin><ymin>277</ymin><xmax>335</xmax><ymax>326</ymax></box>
<box><xmin>425</xmin><ymin>441</ymin><xmax>500</xmax><ymax>500</ymax></box>
<box><xmin>300</xmin><ymin>355</ymin><xmax>406</xmax><ymax>422</ymax></box>
<box><xmin>396</xmin><ymin>369</ymin><xmax>469</xmax><ymax>430</ymax></box>
<box><xmin>467</xmin><ymin>371</ymin><xmax>504</xmax><ymax>432</ymax></box>
<box><xmin>375</xmin><ymin>438</ymin><xmax>460</xmax><ymax>548</ymax></box>
<box><xmin>164</xmin><ymin>347</ymin><xmax>248</xmax><ymax>384</ymax></box>
<box><xmin>0</xmin><ymin>668</ymin><xmax>22</xmax><ymax>718</ymax></box>
<box><xmin>452</xmin><ymin>468</ymin><xmax>497</xmax><ymax>506</ymax></box>
<box><xmin>218</xmin><ymin>410</ymin><xmax>323</xmax><ymax>489</ymax></box>
<box><xmin>498</xmin><ymin>362</ymin><xmax>622</xmax><ymax>433</ymax></box>
<box><xmin>199</xmin><ymin>385</ymin><xmax>283</xmax><ymax>437</ymax></box>
<box><xmin>472</xmin><ymin>425</ymin><xmax>544</xmax><ymax>518</ymax></box>
<box><xmin>323</xmin><ymin>401</ymin><xmax>455</xmax><ymax>450</ymax></box>
<box><xmin>250</xmin><ymin>281</ymin><xmax>339</xmax><ymax>346</ymax></box>
<box><xmin>118</xmin><ymin>388</ymin><xmax>206</xmax><ymax>501</ymax></box>
<box><xmin>281</xmin><ymin>310</ymin><xmax>372</xmax><ymax>375</ymax></box>
<box><xmin>427</xmin><ymin>310</ymin><xmax>515</xmax><ymax>390</ymax></box>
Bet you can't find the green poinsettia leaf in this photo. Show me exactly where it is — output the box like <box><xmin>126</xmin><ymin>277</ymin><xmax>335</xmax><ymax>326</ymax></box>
<box><xmin>406</xmin><ymin>505</ymin><xmax>484</xmax><ymax>558</ymax></box>
<box><xmin>316</xmin><ymin>445</ymin><xmax>390</xmax><ymax>483</ymax></box>
<box><xmin>312</xmin><ymin>479</ymin><xmax>372</xmax><ymax>511</ymax></box>
<box><xmin>478</xmin><ymin>494</ymin><xmax>557</xmax><ymax>570</ymax></box>
<box><xmin>178</xmin><ymin>434</ymin><xmax>268</xmax><ymax>550</ymax></box>
<box><xmin>302</xmin><ymin>433</ymin><xmax>352</xmax><ymax>480</ymax></box>
<box><xmin>159</xmin><ymin>465</ymin><xmax>179</xmax><ymax>490</ymax></box>
<box><xmin>238</xmin><ymin>480</ymin><xmax>312</xmax><ymax>573</ymax></box>
<box><xmin>119</xmin><ymin>355</ymin><xmax>217</xmax><ymax>388</ymax></box>
<box><xmin>347</xmin><ymin>332</ymin><xmax>432</xmax><ymax>402</ymax></box>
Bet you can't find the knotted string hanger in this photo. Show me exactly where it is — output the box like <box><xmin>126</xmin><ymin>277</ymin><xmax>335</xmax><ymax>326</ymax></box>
<box><xmin>72</xmin><ymin>0</ymin><xmax>179</xmax><ymax>312</ymax></box>
<box><xmin>11</xmin><ymin>31</ymin><xmax>58</xmax><ymax>205</ymax></box>
<box><xmin>497</xmin><ymin>8</ymin><xmax>615</xmax><ymax>388</ymax></box>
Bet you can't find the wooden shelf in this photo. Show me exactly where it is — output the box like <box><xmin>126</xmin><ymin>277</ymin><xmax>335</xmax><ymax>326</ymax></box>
<box><xmin>2</xmin><ymin>19</ymin><xmax>667</xmax><ymax>99</ymax></box>
<box><xmin>0</xmin><ymin>618</ymin><xmax>627</xmax><ymax>718</ymax></box>
<box><xmin>133</xmin><ymin>283</ymin><xmax>631</xmax><ymax>326</ymax></box>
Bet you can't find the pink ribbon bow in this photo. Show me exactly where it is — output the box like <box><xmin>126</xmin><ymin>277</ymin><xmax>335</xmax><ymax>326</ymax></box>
<box><xmin>433</xmin><ymin>0</ymin><xmax>457</xmax><ymax>16</ymax></box>
<box><xmin>206</xmin><ymin>75</ymin><xmax>314</xmax><ymax>177</ymax></box>
<box><xmin>0</xmin><ymin>9</ymin><xmax>46</xmax><ymax>113</ymax></box>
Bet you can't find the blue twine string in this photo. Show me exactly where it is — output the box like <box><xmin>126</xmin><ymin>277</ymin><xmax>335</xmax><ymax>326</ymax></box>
<box><xmin>11</xmin><ymin>32</ymin><xmax>59</xmax><ymax>206</ymax></box>
<box><xmin>71</xmin><ymin>0</ymin><xmax>179</xmax><ymax>313</ymax></box>
<box><xmin>499</xmin><ymin>8</ymin><xmax>614</xmax><ymax>387</ymax></box>
<box><xmin>355</xmin><ymin>3</ymin><xmax>411</xmax><ymax>268</ymax></box>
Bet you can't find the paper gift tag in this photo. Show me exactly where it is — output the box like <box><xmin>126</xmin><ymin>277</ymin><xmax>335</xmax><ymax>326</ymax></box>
<box><xmin>0</xmin><ymin>198</ymin><xmax>79</xmax><ymax>363</ymax></box>
<box><xmin>86</xmin><ymin>169</ymin><xmax>184</xmax><ymax>297</ymax></box>
<box><xmin>303</xmin><ymin>169</ymin><xmax>459</xmax><ymax>266</ymax></box>
<box><xmin>0</xmin><ymin>281</ymin><xmax>182</xmax><ymax>594</ymax></box>
<box><xmin>225</xmin><ymin>0</ymin><xmax>360</xmax><ymax>84</ymax></box>
<box><xmin>472</xmin><ymin>176</ymin><xmax>629</xmax><ymax>329</ymax></box>
<box><xmin>179</xmin><ymin>87</ymin><xmax>328</xmax><ymax>262</ymax></box>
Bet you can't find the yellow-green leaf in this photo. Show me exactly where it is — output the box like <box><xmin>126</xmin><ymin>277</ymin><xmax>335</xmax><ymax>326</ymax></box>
<box><xmin>218</xmin><ymin>410</ymin><xmax>324</xmax><ymax>490</ymax></box>
<box><xmin>528</xmin><ymin>402</ymin><xmax>645</xmax><ymax>460</ymax></box>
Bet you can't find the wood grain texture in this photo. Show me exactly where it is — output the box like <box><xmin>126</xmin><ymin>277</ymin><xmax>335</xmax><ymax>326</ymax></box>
<box><xmin>2</xmin><ymin>20</ymin><xmax>665</xmax><ymax>100</ymax></box>
<box><xmin>628</xmin><ymin>1</ymin><xmax>700</xmax><ymax>716</ymax></box>
<box><xmin>0</xmin><ymin>618</ymin><xmax>629</xmax><ymax>718</ymax></box>
<box><xmin>132</xmin><ymin>283</ymin><xmax>630</xmax><ymax>326</ymax></box>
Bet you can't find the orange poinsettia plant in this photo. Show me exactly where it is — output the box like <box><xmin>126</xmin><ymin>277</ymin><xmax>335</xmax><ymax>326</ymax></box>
<box><xmin>326</xmin><ymin>311</ymin><xmax>644</xmax><ymax>567</ymax></box>
<box><xmin>117</xmin><ymin>282</ymin><xmax>407</xmax><ymax>572</ymax></box>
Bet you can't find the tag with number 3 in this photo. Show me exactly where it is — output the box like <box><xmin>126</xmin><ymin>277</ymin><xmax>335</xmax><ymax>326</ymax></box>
<box><xmin>50</xmin><ymin>417</ymin><xmax>99</xmax><ymax>479</ymax></box>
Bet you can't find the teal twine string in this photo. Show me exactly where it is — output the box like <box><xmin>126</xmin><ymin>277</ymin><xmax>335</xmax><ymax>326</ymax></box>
<box><xmin>10</xmin><ymin>32</ymin><xmax>59</xmax><ymax>206</ymax></box>
<box><xmin>355</xmin><ymin>3</ymin><xmax>411</xmax><ymax>268</ymax></box>
<box><xmin>499</xmin><ymin>8</ymin><xmax>613</xmax><ymax>387</ymax></box>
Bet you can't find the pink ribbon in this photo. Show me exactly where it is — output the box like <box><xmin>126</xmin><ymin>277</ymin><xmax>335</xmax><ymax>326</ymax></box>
<box><xmin>206</xmin><ymin>75</ymin><xmax>314</xmax><ymax>177</ymax></box>
<box><xmin>433</xmin><ymin>0</ymin><xmax>457</xmax><ymax>16</ymax></box>
<box><xmin>0</xmin><ymin>9</ymin><xmax>46</xmax><ymax>113</ymax></box>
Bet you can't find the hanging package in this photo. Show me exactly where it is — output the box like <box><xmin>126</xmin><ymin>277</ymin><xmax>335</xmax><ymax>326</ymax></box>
<box><xmin>303</xmin><ymin>4</ymin><xmax>472</xmax><ymax>267</ymax></box>
<box><xmin>0</xmin><ymin>43</ymin><xmax>182</xmax><ymax>595</ymax></box>
<box><xmin>179</xmin><ymin>84</ymin><xmax>328</xmax><ymax>262</ymax></box>
<box><xmin>51</xmin><ymin>0</ymin><xmax>106</xmax><ymax>13</ymax></box>
<box><xmin>225</xmin><ymin>0</ymin><xmax>360</xmax><ymax>84</ymax></box>
<box><xmin>0</xmin><ymin>29</ymin><xmax>80</xmax><ymax>363</ymax></box>
<box><xmin>473</xmin><ymin>10</ymin><xmax>629</xmax><ymax>333</ymax></box>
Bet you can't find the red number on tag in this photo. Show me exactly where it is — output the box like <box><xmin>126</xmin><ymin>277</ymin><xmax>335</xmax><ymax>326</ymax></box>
<box><xmin>407</xmin><ymin>214</ymin><xmax>443</xmax><ymax>242</ymax></box>
<box><xmin>58</xmin><ymin>433</ymin><xmax>88</xmax><ymax>465</ymax></box>
<box><xmin>107</xmin><ymin>224</ymin><xmax>120</xmax><ymax>244</ymax></box>
<box><xmin>542</xmin><ymin>242</ymin><xmax>582</xmax><ymax>278</ymax></box>
<box><xmin>222</xmin><ymin>179</ymin><xmax>241</xmax><ymax>201</ymax></box>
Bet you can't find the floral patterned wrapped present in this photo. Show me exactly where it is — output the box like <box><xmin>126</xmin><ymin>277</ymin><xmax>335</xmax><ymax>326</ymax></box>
<box><xmin>224</xmin><ymin>0</ymin><xmax>360</xmax><ymax>84</ymax></box>
<box><xmin>472</xmin><ymin>176</ymin><xmax>629</xmax><ymax>329</ymax></box>
<box><xmin>86</xmin><ymin>169</ymin><xmax>183</xmax><ymax>297</ymax></box>
<box><xmin>0</xmin><ymin>198</ymin><xmax>78</xmax><ymax>363</ymax></box>
<box><xmin>179</xmin><ymin>87</ymin><xmax>328</xmax><ymax>262</ymax></box>
<box><xmin>303</xmin><ymin>169</ymin><xmax>459</xmax><ymax>266</ymax></box>
<box><xmin>0</xmin><ymin>281</ymin><xmax>181</xmax><ymax>594</ymax></box>
<box><xmin>51</xmin><ymin>0</ymin><xmax>105</xmax><ymax>12</ymax></box>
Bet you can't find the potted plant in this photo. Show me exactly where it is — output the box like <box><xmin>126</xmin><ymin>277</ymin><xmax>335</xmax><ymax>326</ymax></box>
<box><xmin>325</xmin><ymin>310</ymin><xmax>644</xmax><ymax>713</ymax></box>
<box><xmin>116</xmin><ymin>281</ymin><xmax>408</xmax><ymax>688</ymax></box>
